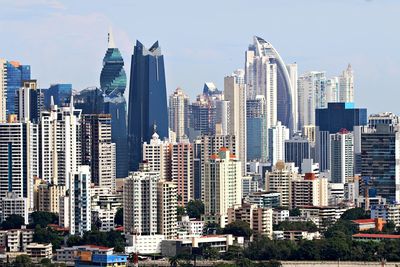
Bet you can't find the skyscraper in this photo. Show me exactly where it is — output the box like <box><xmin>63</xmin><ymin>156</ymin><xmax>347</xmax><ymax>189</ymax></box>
<box><xmin>361</xmin><ymin>125</ymin><xmax>400</xmax><ymax>203</ymax></box>
<box><xmin>15</xmin><ymin>80</ymin><xmax>44</xmax><ymax>123</ymax></box>
<box><xmin>285</xmin><ymin>135</ymin><xmax>311</xmax><ymax>173</ymax></box>
<box><xmin>246</xmin><ymin>95</ymin><xmax>268</xmax><ymax>161</ymax></box>
<box><xmin>224</xmin><ymin>75</ymin><xmax>247</xmax><ymax>175</ymax></box>
<box><xmin>268</xmin><ymin>121</ymin><xmax>290</xmax><ymax>166</ymax></box>
<box><xmin>5</xmin><ymin>61</ymin><xmax>31</xmax><ymax>116</ymax></box>
<box><xmin>339</xmin><ymin>64</ymin><xmax>354</xmax><ymax>103</ymax></box>
<box><xmin>171</xmin><ymin>141</ymin><xmax>193</xmax><ymax>206</ymax></box>
<box><xmin>330</xmin><ymin>130</ymin><xmax>354</xmax><ymax>184</ymax></box>
<box><xmin>44</xmin><ymin>84</ymin><xmax>72</xmax><ymax>109</ymax></box>
<box><xmin>0</xmin><ymin>59</ymin><xmax>7</xmax><ymax>122</ymax></box>
<box><xmin>245</xmin><ymin>36</ymin><xmax>297</xmax><ymax>132</ymax></box>
<box><xmin>81</xmin><ymin>114</ymin><xmax>116</xmax><ymax>191</ymax></box>
<box><xmin>168</xmin><ymin>88</ymin><xmax>190</xmax><ymax>141</ymax></box>
<box><xmin>128</xmin><ymin>40</ymin><xmax>168</xmax><ymax>171</ymax></box>
<box><xmin>298</xmin><ymin>71</ymin><xmax>326</xmax><ymax>129</ymax></box>
<box><xmin>100</xmin><ymin>30</ymin><xmax>129</xmax><ymax>178</ymax></box>
<box><xmin>203</xmin><ymin>148</ymin><xmax>242</xmax><ymax>227</ymax></box>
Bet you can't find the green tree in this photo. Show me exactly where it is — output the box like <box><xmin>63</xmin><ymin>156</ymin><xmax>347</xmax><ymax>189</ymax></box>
<box><xmin>186</xmin><ymin>200</ymin><xmax>204</xmax><ymax>219</ymax></box>
<box><xmin>1</xmin><ymin>214</ymin><xmax>25</xmax><ymax>230</ymax></box>
<box><xmin>340</xmin><ymin>208</ymin><xmax>370</xmax><ymax>220</ymax></box>
<box><xmin>33</xmin><ymin>225</ymin><xmax>64</xmax><ymax>250</ymax></box>
<box><xmin>66</xmin><ymin>235</ymin><xmax>84</xmax><ymax>247</ymax></box>
<box><xmin>203</xmin><ymin>246</ymin><xmax>220</xmax><ymax>260</ymax></box>
<box><xmin>223</xmin><ymin>220</ymin><xmax>253</xmax><ymax>239</ymax></box>
<box><xmin>222</xmin><ymin>245</ymin><xmax>244</xmax><ymax>260</ymax></box>
<box><xmin>289</xmin><ymin>208</ymin><xmax>300</xmax><ymax>217</ymax></box>
<box><xmin>203</xmin><ymin>222</ymin><xmax>222</xmax><ymax>235</ymax></box>
<box><xmin>274</xmin><ymin>221</ymin><xmax>318</xmax><ymax>232</ymax></box>
<box><xmin>114</xmin><ymin>208</ymin><xmax>123</xmax><ymax>226</ymax></box>
<box><xmin>14</xmin><ymin>254</ymin><xmax>32</xmax><ymax>266</ymax></box>
<box><xmin>40</xmin><ymin>258</ymin><xmax>52</xmax><ymax>266</ymax></box>
<box><xmin>29</xmin><ymin>211</ymin><xmax>58</xmax><ymax>228</ymax></box>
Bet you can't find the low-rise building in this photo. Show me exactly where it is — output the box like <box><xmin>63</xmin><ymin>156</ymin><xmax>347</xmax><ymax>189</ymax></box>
<box><xmin>26</xmin><ymin>243</ymin><xmax>52</xmax><ymax>262</ymax></box>
<box><xmin>273</xmin><ymin>230</ymin><xmax>321</xmax><ymax>241</ymax></box>
<box><xmin>56</xmin><ymin>245</ymin><xmax>113</xmax><ymax>263</ymax></box>
<box><xmin>371</xmin><ymin>203</ymin><xmax>400</xmax><ymax>227</ymax></box>
<box><xmin>177</xmin><ymin>216</ymin><xmax>204</xmax><ymax>239</ymax></box>
<box><xmin>75</xmin><ymin>254</ymin><xmax>128</xmax><ymax>267</ymax></box>
<box><xmin>0</xmin><ymin>228</ymin><xmax>34</xmax><ymax>252</ymax></box>
<box><xmin>272</xmin><ymin>209</ymin><xmax>289</xmax><ymax>224</ymax></box>
<box><xmin>299</xmin><ymin>206</ymin><xmax>347</xmax><ymax>230</ymax></box>
<box><xmin>351</xmin><ymin>218</ymin><xmax>385</xmax><ymax>232</ymax></box>
<box><xmin>125</xmin><ymin>234</ymin><xmax>165</xmax><ymax>255</ymax></box>
<box><xmin>352</xmin><ymin>233</ymin><xmax>400</xmax><ymax>242</ymax></box>
<box><xmin>161</xmin><ymin>234</ymin><xmax>243</xmax><ymax>257</ymax></box>
<box><xmin>244</xmin><ymin>191</ymin><xmax>281</xmax><ymax>208</ymax></box>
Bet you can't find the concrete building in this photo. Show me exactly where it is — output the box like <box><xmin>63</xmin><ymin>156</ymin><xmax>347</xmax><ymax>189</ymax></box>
<box><xmin>330</xmin><ymin>130</ymin><xmax>354</xmax><ymax>184</ymax></box>
<box><xmin>0</xmin><ymin>59</ymin><xmax>6</xmax><ymax>122</ymax></box>
<box><xmin>299</xmin><ymin>206</ymin><xmax>347</xmax><ymax>230</ymax></box>
<box><xmin>69</xmin><ymin>166</ymin><xmax>92</xmax><ymax>235</ymax></box>
<box><xmin>26</xmin><ymin>243</ymin><xmax>52</xmax><ymax>262</ymax></box>
<box><xmin>371</xmin><ymin>203</ymin><xmax>400</xmax><ymax>227</ymax></box>
<box><xmin>268</xmin><ymin>121</ymin><xmax>289</xmax><ymax>165</ymax></box>
<box><xmin>246</xmin><ymin>95</ymin><xmax>268</xmax><ymax>161</ymax></box>
<box><xmin>0</xmin><ymin>228</ymin><xmax>34</xmax><ymax>252</ymax></box>
<box><xmin>177</xmin><ymin>216</ymin><xmax>204</xmax><ymax>239</ymax></box>
<box><xmin>157</xmin><ymin>180</ymin><xmax>177</xmax><ymax>239</ymax></box>
<box><xmin>339</xmin><ymin>64</ymin><xmax>354</xmax><ymax>103</ymax></box>
<box><xmin>290</xmin><ymin>173</ymin><xmax>328</xmax><ymax>209</ymax></box>
<box><xmin>265</xmin><ymin>162</ymin><xmax>299</xmax><ymax>207</ymax></box>
<box><xmin>125</xmin><ymin>234</ymin><xmax>165</xmax><ymax>255</ymax></box>
<box><xmin>36</xmin><ymin>182</ymin><xmax>66</xmax><ymax>213</ymax></box>
<box><xmin>203</xmin><ymin>148</ymin><xmax>242</xmax><ymax>227</ymax></box>
<box><xmin>1</xmin><ymin>192</ymin><xmax>29</xmax><ymax>225</ymax></box>
<box><xmin>123</xmin><ymin>164</ymin><xmax>159</xmax><ymax>235</ymax></box>
<box><xmin>243</xmin><ymin>191</ymin><xmax>281</xmax><ymax>208</ymax></box>
<box><xmin>171</xmin><ymin>141</ymin><xmax>193</xmax><ymax>206</ymax></box>
<box><xmin>142</xmin><ymin>130</ymin><xmax>171</xmax><ymax>181</ymax></box>
<box><xmin>224</xmin><ymin>75</ymin><xmax>247</xmax><ymax>175</ymax></box>
<box><xmin>285</xmin><ymin>135</ymin><xmax>310</xmax><ymax>173</ymax></box>
<box><xmin>81</xmin><ymin>114</ymin><xmax>116</xmax><ymax>192</ymax></box>
<box><xmin>169</xmin><ymin>87</ymin><xmax>190</xmax><ymax>142</ymax></box>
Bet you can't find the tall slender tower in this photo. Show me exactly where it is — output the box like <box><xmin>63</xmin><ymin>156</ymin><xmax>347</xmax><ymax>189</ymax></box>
<box><xmin>169</xmin><ymin>88</ymin><xmax>190</xmax><ymax>142</ymax></box>
<box><xmin>128</xmin><ymin>41</ymin><xmax>169</xmax><ymax>171</ymax></box>
<box><xmin>339</xmin><ymin>64</ymin><xmax>354</xmax><ymax>103</ymax></box>
<box><xmin>100</xmin><ymin>29</ymin><xmax>128</xmax><ymax>178</ymax></box>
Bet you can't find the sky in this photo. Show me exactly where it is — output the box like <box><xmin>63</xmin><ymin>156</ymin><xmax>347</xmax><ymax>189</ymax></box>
<box><xmin>0</xmin><ymin>0</ymin><xmax>399</xmax><ymax>114</ymax></box>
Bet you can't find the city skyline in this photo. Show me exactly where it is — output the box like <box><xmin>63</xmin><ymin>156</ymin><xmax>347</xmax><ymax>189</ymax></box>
<box><xmin>1</xmin><ymin>0</ymin><xmax>399</xmax><ymax>114</ymax></box>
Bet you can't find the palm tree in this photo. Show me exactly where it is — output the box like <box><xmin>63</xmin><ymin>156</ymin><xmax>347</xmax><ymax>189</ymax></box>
<box><xmin>169</xmin><ymin>256</ymin><xmax>180</xmax><ymax>267</ymax></box>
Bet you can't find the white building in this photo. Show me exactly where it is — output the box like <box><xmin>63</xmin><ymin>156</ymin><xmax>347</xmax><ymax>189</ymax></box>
<box><xmin>1</xmin><ymin>192</ymin><xmax>29</xmax><ymax>225</ymax></box>
<box><xmin>330</xmin><ymin>130</ymin><xmax>354</xmax><ymax>184</ymax></box>
<box><xmin>125</xmin><ymin>234</ymin><xmax>165</xmax><ymax>255</ymax></box>
<box><xmin>123</xmin><ymin>164</ymin><xmax>159</xmax><ymax>235</ymax></box>
<box><xmin>157</xmin><ymin>180</ymin><xmax>177</xmax><ymax>239</ymax></box>
<box><xmin>339</xmin><ymin>64</ymin><xmax>354</xmax><ymax>103</ymax></box>
<box><xmin>268</xmin><ymin>121</ymin><xmax>289</xmax><ymax>165</ymax></box>
<box><xmin>177</xmin><ymin>216</ymin><xmax>204</xmax><ymax>239</ymax></box>
<box><xmin>69</xmin><ymin>165</ymin><xmax>91</xmax><ymax>235</ymax></box>
<box><xmin>39</xmin><ymin>98</ymin><xmax>81</xmax><ymax>187</ymax></box>
<box><xmin>0</xmin><ymin>59</ymin><xmax>6</xmax><ymax>122</ymax></box>
<box><xmin>224</xmin><ymin>75</ymin><xmax>247</xmax><ymax>175</ymax></box>
<box><xmin>142</xmin><ymin>131</ymin><xmax>171</xmax><ymax>181</ymax></box>
<box><xmin>291</xmin><ymin>173</ymin><xmax>328</xmax><ymax>209</ymax></box>
<box><xmin>298</xmin><ymin>71</ymin><xmax>326</xmax><ymax>129</ymax></box>
<box><xmin>0</xmin><ymin>228</ymin><xmax>34</xmax><ymax>252</ymax></box>
<box><xmin>0</xmin><ymin>119</ymin><xmax>38</xmax><ymax>210</ymax></box>
<box><xmin>169</xmin><ymin>88</ymin><xmax>190</xmax><ymax>142</ymax></box>
<box><xmin>203</xmin><ymin>148</ymin><xmax>242</xmax><ymax>227</ymax></box>
<box><xmin>215</xmin><ymin>100</ymin><xmax>230</xmax><ymax>136</ymax></box>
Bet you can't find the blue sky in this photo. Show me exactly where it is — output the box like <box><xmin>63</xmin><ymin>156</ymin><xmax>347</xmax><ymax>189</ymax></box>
<box><xmin>0</xmin><ymin>0</ymin><xmax>399</xmax><ymax>114</ymax></box>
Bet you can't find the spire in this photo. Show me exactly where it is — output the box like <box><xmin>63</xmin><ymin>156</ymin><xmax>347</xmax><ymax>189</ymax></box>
<box><xmin>151</xmin><ymin>122</ymin><xmax>159</xmax><ymax>140</ymax></box>
<box><xmin>108</xmin><ymin>27</ymin><xmax>116</xmax><ymax>49</ymax></box>
<box><xmin>50</xmin><ymin>95</ymin><xmax>54</xmax><ymax>107</ymax></box>
<box><xmin>69</xmin><ymin>95</ymin><xmax>74</xmax><ymax>114</ymax></box>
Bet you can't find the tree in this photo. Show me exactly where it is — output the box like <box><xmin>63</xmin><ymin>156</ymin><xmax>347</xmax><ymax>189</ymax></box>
<box><xmin>340</xmin><ymin>208</ymin><xmax>370</xmax><ymax>220</ymax></box>
<box><xmin>274</xmin><ymin>221</ymin><xmax>318</xmax><ymax>232</ymax></box>
<box><xmin>186</xmin><ymin>200</ymin><xmax>204</xmax><ymax>219</ymax></box>
<box><xmin>203</xmin><ymin>222</ymin><xmax>222</xmax><ymax>235</ymax></box>
<box><xmin>40</xmin><ymin>258</ymin><xmax>52</xmax><ymax>266</ymax></box>
<box><xmin>66</xmin><ymin>235</ymin><xmax>84</xmax><ymax>247</ymax></box>
<box><xmin>33</xmin><ymin>225</ymin><xmax>64</xmax><ymax>250</ymax></box>
<box><xmin>223</xmin><ymin>220</ymin><xmax>253</xmax><ymax>239</ymax></box>
<box><xmin>29</xmin><ymin>211</ymin><xmax>58</xmax><ymax>228</ymax></box>
<box><xmin>177</xmin><ymin>206</ymin><xmax>186</xmax><ymax>221</ymax></box>
<box><xmin>222</xmin><ymin>245</ymin><xmax>243</xmax><ymax>260</ymax></box>
<box><xmin>289</xmin><ymin>208</ymin><xmax>300</xmax><ymax>217</ymax></box>
<box><xmin>14</xmin><ymin>255</ymin><xmax>32</xmax><ymax>266</ymax></box>
<box><xmin>114</xmin><ymin>208</ymin><xmax>123</xmax><ymax>226</ymax></box>
<box><xmin>1</xmin><ymin>214</ymin><xmax>24</xmax><ymax>230</ymax></box>
<box><xmin>203</xmin><ymin>246</ymin><xmax>220</xmax><ymax>260</ymax></box>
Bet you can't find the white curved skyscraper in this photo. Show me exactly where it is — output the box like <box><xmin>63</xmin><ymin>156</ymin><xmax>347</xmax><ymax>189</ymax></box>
<box><xmin>245</xmin><ymin>36</ymin><xmax>297</xmax><ymax>132</ymax></box>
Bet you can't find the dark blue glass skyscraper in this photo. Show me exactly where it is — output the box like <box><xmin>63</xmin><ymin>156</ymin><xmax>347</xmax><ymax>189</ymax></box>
<box><xmin>128</xmin><ymin>40</ymin><xmax>169</xmax><ymax>171</ymax></box>
<box><xmin>44</xmin><ymin>84</ymin><xmax>72</xmax><ymax>108</ymax></box>
<box><xmin>6</xmin><ymin>61</ymin><xmax>30</xmax><ymax>115</ymax></box>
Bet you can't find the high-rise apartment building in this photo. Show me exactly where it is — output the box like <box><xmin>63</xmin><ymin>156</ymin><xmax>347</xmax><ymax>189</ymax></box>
<box><xmin>128</xmin><ymin>41</ymin><xmax>169</xmax><ymax>171</ymax></box>
<box><xmin>291</xmin><ymin>173</ymin><xmax>328</xmax><ymax>209</ymax></box>
<box><xmin>0</xmin><ymin>59</ymin><xmax>7</xmax><ymax>122</ymax></box>
<box><xmin>189</xmin><ymin>94</ymin><xmax>217</xmax><ymax>136</ymax></box>
<box><xmin>69</xmin><ymin>166</ymin><xmax>92</xmax><ymax>236</ymax></box>
<box><xmin>224</xmin><ymin>76</ymin><xmax>247</xmax><ymax>174</ymax></box>
<box><xmin>330</xmin><ymin>130</ymin><xmax>354</xmax><ymax>184</ymax></box>
<box><xmin>81</xmin><ymin>114</ymin><xmax>116</xmax><ymax>191</ymax></box>
<box><xmin>39</xmin><ymin>100</ymin><xmax>82</xmax><ymax>187</ymax></box>
<box><xmin>15</xmin><ymin>80</ymin><xmax>44</xmax><ymax>123</ymax></box>
<box><xmin>157</xmin><ymin>180</ymin><xmax>177</xmax><ymax>239</ymax></box>
<box><xmin>298</xmin><ymin>71</ymin><xmax>326</xmax><ymax>129</ymax></box>
<box><xmin>268</xmin><ymin>121</ymin><xmax>290</xmax><ymax>166</ymax></box>
<box><xmin>339</xmin><ymin>64</ymin><xmax>354</xmax><ymax>103</ymax></box>
<box><xmin>123</xmin><ymin>165</ymin><xmax>159</xmax><ymax>235</ymax></box>
<box><xmin>361</xmin><ymin>124</ymin><xmax>400</xmax><ymax>203</ymax></box>
<box><xmin>245</xmin><ymin>36</ymin><xmax>297</xmax><ymax>132</ymax></box>
<box><xmin>171</xmin><ymin>141</ymin><xmax>193</xmax><ymax>206</ymax></box>
<box><xmin>203</xmin><ymin>148</ymin><xmax>242</xmax><ymax>227</ymax></box>
<box><xmin>142</xmin><ymin>130</ymin><xmax>171</xmax><ymax>181</ymax></box>
<box><xmin>246</xmin><ymin>96</ymin><xmax>268</xmax><ymax>161</ymax></box>
<box><xmin>215</xmin><ymin>100</ymin><xmax>229</xmax><ymax>136</ymax></box>
<box><xmin>0</xmin><ymin>118</ymin><xmax>38</xmax><ymax>210</ymax></box>
<box><xmin>169</xmin><ymin>88</ymin><xmax>190</xmax><ymax>142</ymax></box>
<box><xmin>37</xmin><ymin>183</ymin><xmax>66</xmax><ymax>214</ymax></box>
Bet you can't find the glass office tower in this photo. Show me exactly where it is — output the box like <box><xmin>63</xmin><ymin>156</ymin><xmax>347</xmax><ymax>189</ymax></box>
<box><xmin>128</xmin><ymin>40</ymin><xmax>169</xmax><ymax>171</ymax></box>
<box><xmin>6</xmin><ymin>61</ymin><xmax>30</xmax><ymax>115</ymax></box>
